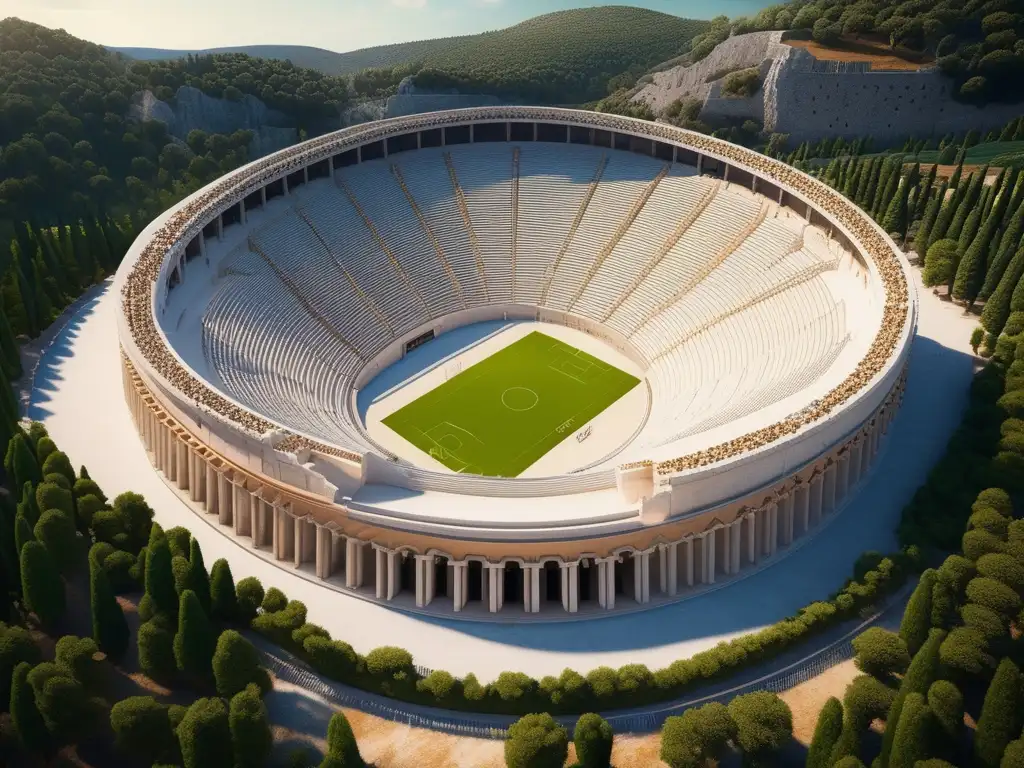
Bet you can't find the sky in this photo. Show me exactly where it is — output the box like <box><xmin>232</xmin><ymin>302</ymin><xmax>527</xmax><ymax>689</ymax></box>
<box><xmin>2</xmin><ymin>0</ymin><xmax>775</xmax><ymax>52</ymax></box>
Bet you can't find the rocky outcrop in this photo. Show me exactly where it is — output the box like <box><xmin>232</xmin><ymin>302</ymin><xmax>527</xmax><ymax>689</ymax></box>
<box><xmin>130</xmin><ymin>86</ymin><xmax>299</xmax><ymax>157</ymax></box>
<box><xmin>633</xmin><ymin>32</ymin><xmax>781</xmax><ymax>113</ymax></box>
<box><xmin>633</xmin><ymin>31</ymin><xmax>1022</xmax><ymax>143</ymax></box>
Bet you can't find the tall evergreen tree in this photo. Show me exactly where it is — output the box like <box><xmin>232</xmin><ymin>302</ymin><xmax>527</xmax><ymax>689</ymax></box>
<box><xmin>915</xmin><ymin>182</ymin><xmax>947</xmax><ymax>253</ymax></box>
<box><xmin>90</xmin><ymin>544</ymin><xmax>129</xmax><ymax>660</ymax></box>
<box><xmin>955</xmin><ymin>210</ymin><xmax>1003</xmax><ymax>304</ymax></box>
<box><xmin>980</xmin><ymin>197</ymin><xmax>1024</xmax><ymax>299</ymax></box>
<box><xmin>982</xmin><ymin>245</ymin><xmax>1024</xmax><ymax>335</ymax></box>
<box><xmin>20</xmin><ymin>539</ymin><xmax>64</xmax><ymax>629</ymax></box>
<box><xmin>914</xmin><ymin>164</ymin><xmax>938</xmax><ymax>221</ymax></box>
<box><xmin>889</xmin><ymin>693</ymin><xmax>934</xmax><ymax>768</ymax></box>
<box><xmin>173</xmin><ymin>589</ymin><xmax>215</xmax><ymax>683</ymax></box>
<box><xmin>5</xmin><ymin>434</ymin><xmax>39</xmax><ymax>491</ymax></box>
<box><xmin>10</xmin><ymin>661</ymin><xmax>49</xmax><ymax>756</ymax></box>
<box><xmin>879</xmin><ymin>628</ymin><xmax>945</xmax><ymax>767</ymax></box>
<box><xmin>142</xmin><ymin>523</ymin><xmax>176</xmax><ymax>620</ymax></box>
<box><xmin>975</xmin><ymin>658</ymin><xmax>1023</xmax><ymax>768</ymax></box>
<box><xmin>807</xmin><ymin>697</ymin><xmax>844</xmax><ymax>768</ymax></box>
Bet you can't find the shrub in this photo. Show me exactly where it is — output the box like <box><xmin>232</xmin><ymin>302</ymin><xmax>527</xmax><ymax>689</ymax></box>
<box><xmin>72</xmin><ymin>476</ymin><xmax>106</xmax><ymax>505</ymax></box>
<box><xmin>209</xmin><ymin>558</ymin><xmax>237</xmax><ymax>622</ymax></box>
<box><xmin>34</xmin><ymin>510</ymin><xmax>79</xmax><ymax>573</ymax></box>
<box><xmin>505</xmin><ymin>713</ymin><xmax>567</xmax><ymax>768</ymax></box>
<box><xmin>416</xmin><ymin>669</ymin><xmax>458</xmax><ymax>704</ymax></box>
<box><xmin>235</xmin><ymin>576</ymin><xmax>264</xmax><ymax>622</ymax></box>
<box><xmin>229</xmin><ymin>684</ymin><xmax>272</xmax><ymax>768</ymax></box>
<box><xmin>138</xmin><ymin>619</ymin><xmax>176</xmax><ymax>684</ymax></box>
<box><xmin>966</xmin><ymin>576</ymin><xmax>1022</xmax><ymax>617</ymax></box>
<box><xmin>0</xmin><ymin>622</ymin><xmax>41</xmax><ymax>705</ymax></box>
<box><xmin>975</xmin><ymin>658</ymin><xmax>1023</xmax><ymax>768</ymax></box>
<box><xmin>27</xmin><ymin>661</ymin><xmax>95</xmax><ymax>744</ymax></box>
<box><xmin>20</xmin><ymin>539</ymin><xmax>65</xmax><ymax>629</ymax></box>
<box><xmin>970</xmin><ymin>508</ymin><xmax>1011</xmax><ymax>538</ymax></box>
<box><xmin>880</xmin><ymin>629</ymin><xmax>944</xmax><ymax>766</ymax></box>
<box><xmin>899</xmin><ymin>570</ymin><xmax>935</xmax><ymax>655</ymax></box>
<box><xmin>5</xmin><ymin>434</ymin><xmax>40</xmax><ymax>490</ymax></box>
<box><xmin>35</xmin><ymin>482</ymin><xmax>72</xmax><ymax>518</ymax></box>
<box><xmin>304</xmin><ymin>635</ymin><xmax>359</xmax><ymax>682</ymax></box>
<box><xmin>939</xmin><ymin>626</ymin><xmax>994</xmax><ymax>681</ymax></box>
<box><xmin>90</xmin><ymin>550</ymin><xmax>129</xmax><ymax>661</ymax></box>
<box><xmin>573</xmin><ymin>713</ymin><xmax>612</xmax><ymax>768</ymax></box>
<box><xmin>55</xmin><ymin>635</ymin><xmax>102</xmax><ymax>691</ymax></box>
<box><xmin>177</xmin><ymin>697</ymin><xmax>232</xmax><ymax>768</ymax></box>
<box><xmin>34</xmin><ymin>436</ymin><xmax>56</xmax><ymax>465</ymax></box>
<box><xmin>1003</xmin><ymin>740</ymin><xmax>1024</xmax><ymax>768</ymax></box>
<box><xmin>111</xmin><ymin>492</ymin><xmax>154</xmax><ymax>550</ymax></box>
<box><xmin>927</xmin><ymin>679</ymin><xmax>963</xmax><ymax>753</ymax></box>
<box><xmin>806</xmin><ymin>697</ymin><xmax>843</xmax><ymax>768</ymax></box>
<box><xmin>261</xmin><ymin>586</ymin><xmax>287</xmax><ymax>613</ymax></box>
<box><xmin>852</xmin><ymin>627</ymin><xmax>910</xmax><ymax>678</ymax></box>
<box><xmin>144</xmin><ymin>525</ymin><xmax>177</xmax><ymax>618</ymax></box>
<box><xmin>937</xmin><ymin>554</ymin><xmax>975</xmax><ymax>598</ymax></box>
<box><xmin>977</xmin><ymin>552</ymin><xmax>1024</xmax><ymax>592</ymax></box>
<box><xmin>103</xmin><ymin>550</ymin><xmax>137</xmax><ymax>593</ymax></box>
<box><xmin>974</xmin><ymin>488</ymin><xmax>1013</xmax><ymax>516</ymax></box>
<box><xmin>961</xmin><ymin>602</ymin><xmax>1009</xmax><ymax>642</ymax></box>
<box><xmin>165</xmin><ymin>526</ymin><xmax>191</xmax><ymax>559</ymax></box>
<box><xmin>660</xmin><ymin>702</ymin><xmax>737</xmax><ymax>768</ymax></box>
<box><xmin>721</xmin><ymin>67</ymin><xmax>761</xmax><ymax>97</ymax></box>
<box><xmin>323</xmin><ymin>711</ymin><xmax>364</xmax><ymax>767</ymax></box>
<box><xmin>110</xmin><ymin>696</ymin><xmax>178</xmax><ymax>764</ymax></box>
<box><xmin>728</xmin><ymin>691</ymin><xmax>793</xmax><ymax>761</ymax></box>
<box><xmin>188</xmin><ymin>539</ymin><xmax>211</xmax><ymax>611</ymax></box>
<box><xmin>888</xmin><ymin>692</ymin><xmax>933</xmax><ymax>768</ymax></box>
<box><xmin>173</xmin><ymin>589</ymin><xmax>216</xmax><ymax>684</ymax></box>
<box><xmin>963</xmin><ymin>529</ymin><xmax>1006</xmax><ymax>561</ymax></box>
<box><xmin>41</xmin><ymin>451</ymin><xmax>74</xmax><ymax>485</ymax></box>
<box><xmin>251</xmin><ymin>600</ymin><xmax>307</xmax><ymax>648</ymax></box>
<box><xmin>43</xmin><ymin>472</ymin><xmax>69</xmax><ymax>490</ymax></box>
<box><xmin>213</xmin><ymin>629</ymin><xmax>270</xmax><ymax>698</ymax></box>
<box><xmin>292</xmin><ymin>623</ymin><xmax>330</xmax><ymax>647</ymax></box>
<box><xmin>10</xmin><ymin>662</ymin><xmax>48</xmax><ymax>756</ymax></box>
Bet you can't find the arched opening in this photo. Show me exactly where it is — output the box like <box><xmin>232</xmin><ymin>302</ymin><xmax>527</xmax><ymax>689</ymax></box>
<box><xmin>504</xmin><ymin>562</ymin><xmax>522</xmax><ymax>604</ymax></box>
<box><xmin>543</xmin><ymin>561</ymin><xmax>560</xmax><ymax>604</ymax></box>
<box><xmin>434</xmin><ymin>557</ymin><xmax>448</xmax><ymax>598</ymax></box>
<box><xmin>467</xmin><ymin>560</ymin><xmax>483</xmax><ymax>603</ymax></box>
<box><xmin>399</xmin><ymin>552</ymin><xmax>416</xmax><ymax>593</ymax></box>
<box><xmin>579</xmin><ymin>559</ymin><xmax>594</xmax><ymax>603</ymax></box>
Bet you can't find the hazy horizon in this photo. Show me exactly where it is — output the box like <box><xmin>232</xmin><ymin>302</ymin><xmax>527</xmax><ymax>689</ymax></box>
<box><xmin>8</xmin><ymin>0</ymin><xmax>775</xmax><ymax>54</ymax></box>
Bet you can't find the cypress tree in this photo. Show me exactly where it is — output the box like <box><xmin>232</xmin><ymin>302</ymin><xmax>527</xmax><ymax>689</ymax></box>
<box><xmin>948</xmin><ymin>168</ymin><xmax>989</xmax><ymax>242</ymax></box>
<box><xmin>14</xmin><ymin>510</ymin><xmax>34</xmax><ymax>554</ymax></box>
<box><xmin>5</xmin><ymin>434</ymin><xmax>40</xmax><ymax>491</ymax></box>
<box><xmin>173</xmin><ymin>589</ymin><xmax>216</xmax><ymax>683</ymax></box>
<box><xmin>900</xmin><ymin>570</ymin><xmax>935</xmax><ymax>655</ymax></box>
<box><xmin>914</xmin><ymin>164</ymin><xmax>937</xmax><ymax>221</ymax></box>
<box><xmin>882</xmin><ymin>176</ymin><xmax>911</xmax><ymax>235</ymax></box>
<box><xmin>90</xmin><ymin>544</ymin><xmax>129</xmax><ymax>661</ymax></box>
<box><xmin>956</xmin><ymin>203</ymin><xmax>985</xmax><ymax>256</ymax></box>
<box><xmin>915</xmin><ymin>182</ymin><xmax>947</xmax><ymax>252</ymax></box>
<box><xmin>806</xmin><ymin>696</ymin><xmax>843</xmax><ymax>768</ymax></box>
<box><xmin>177</xmin><ymin>697</ymin><xmax>233</xmax><ymax>768</ymax></box>
<box><xmin>323</xmin><ymin>712</ymin><xmax>365</xmax><ymax>767</ymax></box>
<box><xmin>955</xmin><ymin>212</ymin><xmax>1003</xmax><ymax>304</ymax></box>
<box><xmin>1010</xmin><ymin>268</ymin><xmax>1024</xmax><ymax>316</ymax></box>
<box><xmin>857</xmin><ymin>157</ymin><xmax>881</xmax><ymax>208</ymax></box>
<box><xmin>213</xmin><ymin>630</ymin><xmax>268</xmax><ymax>698</ymax></box>
<box><xmin>34</xmin><ymin>510</ymin><xmax>79</xmax><ymax>574</ymax></box>
<box><xmin>10</xmin><ymin>661</ymin><xmax>49</xmax><ymax>756</ymax></box>
<box><xmin>985</xmin><ymin>248</ymin><xmax>1024</xmax><ymax>335</ymax></box>
<box><xmin>980</xmin><ymin>197</ymin><xmax>1024</xmax><ymax>299</ymax></box>
<box><xmin>888</xmin><ymin>693</ymin><xmax>934</xmax><ymax>768</ymax></box>
<box><xmin>879</xmin><ymin>628</ymin><xmax>945</xmax><ymax>767</ymax></box>
<box><xmin>975</xmin><ymin>658</ymin><xmax>1023</xmax><ymax>768</ymax></box>
<box><xmin>1000</xmin><ymin>117</ymin><xmax>1019</xmax><ymax>141</ymax></box>
<box><xmin>927</xmin><ymin>679</ymin><xmax>963</xmax><ymax>760</ymax></box>
<box><xmin>843</xmin><ymin>158</ymin><xmax>864</xmax><ymax>198</ymax></box>
<box><xmin>138</xmin><ymin>619</ymin><xmax>176</xmax><ymax>683</ymax></box>
<box><xmin>229</xmin><ymin>684</ymin><xmax>273</xmax><ymax>768</ymax></box>
<box><xmin>928</xmin><ymin>186</ymin><xmax>964</xmax><ymax>250</ymax></box>
<box><xmin>873</xmin><ymin>156</ymin><xmax>902</xmax><ymax>218</ymax></box>
<box><xmin>209</xmin><ymin>558</ymin><xmax>237</xmax><ymax>622</ymax></box>
<box><xmin>143</xmin><ymin>523</ymin><xmax>177</xmax><ymax>620</ymax></box>
<box><xmin>20</xmin><ymin>540</ymin><xmax>65</xmax><ymax>629</ymax></box>
<box><xmin>188</xmin><ymin>538</ymin><xmax>211</xmax><ymax>613</ymax></box>
<box><xmin>948</xmin><ymin>161</ymin><xmax>964</xmax><ymax>191</ymax></box>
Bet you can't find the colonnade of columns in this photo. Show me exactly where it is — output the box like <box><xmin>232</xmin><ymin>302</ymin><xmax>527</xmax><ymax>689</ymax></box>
<box><xmin>123</xmin><ymin>357</ymin><xmax>904</xmax><ymax>618</ymax></box>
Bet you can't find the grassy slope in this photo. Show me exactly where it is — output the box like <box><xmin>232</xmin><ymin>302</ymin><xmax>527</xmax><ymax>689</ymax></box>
<box><xmin>912</xmin><ymin>141</ymin><xmax>1024</xmax><ymax>167</ymax></box>
<box><xmin>113</xmin><ymin>7</ymin><xmax>708</xmax><ymax>81</ymax></box>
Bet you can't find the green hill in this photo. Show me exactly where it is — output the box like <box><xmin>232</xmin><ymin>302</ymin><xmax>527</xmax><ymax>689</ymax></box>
<box><xmin>114</xmin><ymin>7</ymin><xmax>708</xmax><ymax>103</ymax></box>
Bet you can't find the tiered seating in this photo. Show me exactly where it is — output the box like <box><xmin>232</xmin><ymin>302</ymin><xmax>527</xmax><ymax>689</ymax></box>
<box><xmin>197</xmin><ymin>142</ymin><xmax>859</xmax><ymax>462</ymax></box>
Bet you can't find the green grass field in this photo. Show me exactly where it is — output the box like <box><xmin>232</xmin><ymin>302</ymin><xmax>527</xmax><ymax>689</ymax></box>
<box><xmin>382</xmin><ymin>331</ymin><xmax>641</xmax><ymax>477</ymax></box>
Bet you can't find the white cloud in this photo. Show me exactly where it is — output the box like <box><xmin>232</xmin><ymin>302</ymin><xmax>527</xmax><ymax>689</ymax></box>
<box><xmin>391</xmin><ymin>0</ymin><xmax>427</xmax><ymax>8</ymax></box>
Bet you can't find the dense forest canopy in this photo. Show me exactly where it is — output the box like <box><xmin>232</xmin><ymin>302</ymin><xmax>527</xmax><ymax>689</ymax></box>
<box><xmin>408</xmin><ymin>7</ymin><xmax>708</xmax><ymax>103</ymax></box>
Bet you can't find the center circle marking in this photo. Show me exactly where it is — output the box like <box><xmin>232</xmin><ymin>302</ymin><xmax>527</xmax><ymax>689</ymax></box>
<box><xmin>501</xmin><ymin>387</ymin><xmax>539</xmax><ymax>412</ymax></box>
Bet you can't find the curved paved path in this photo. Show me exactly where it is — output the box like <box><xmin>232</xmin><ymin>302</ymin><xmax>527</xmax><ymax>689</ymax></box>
<box><xmin>28</xmin><ymin>270</ymin><xmax>974</xmax><ymax>680</ymax></box>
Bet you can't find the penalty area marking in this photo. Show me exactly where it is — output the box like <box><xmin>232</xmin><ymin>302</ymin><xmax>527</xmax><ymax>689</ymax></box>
<box><xmin>501</xmin><ymin>386</ymin><xmax>539</xmax><ymax>412</ymax></box>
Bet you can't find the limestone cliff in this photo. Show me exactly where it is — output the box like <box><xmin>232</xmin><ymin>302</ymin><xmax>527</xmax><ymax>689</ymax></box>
<box><xmin>633</xmin><ymin>32</ymin><xmax>1021</xmax><ymax>143</ymax></box>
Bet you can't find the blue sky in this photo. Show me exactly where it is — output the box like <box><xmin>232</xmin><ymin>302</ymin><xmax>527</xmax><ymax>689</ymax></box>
<box><xmin>6</xmin><ymin>0</ymin><xmax>774</xmax><ymax>52</ymax></box>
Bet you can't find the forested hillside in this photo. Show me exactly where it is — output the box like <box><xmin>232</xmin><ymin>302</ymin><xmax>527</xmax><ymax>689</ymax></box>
<box><xmin>686</xmin><ymin>0</ymin><xmax>1024</xmax><ymax>103</ymax></box>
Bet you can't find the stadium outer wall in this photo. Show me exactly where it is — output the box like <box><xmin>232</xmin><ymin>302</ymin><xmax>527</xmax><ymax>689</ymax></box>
<box><xmin>116</xmin><ymin>107</ymin><xmax>916</xmax><ymax>620</ymax></box>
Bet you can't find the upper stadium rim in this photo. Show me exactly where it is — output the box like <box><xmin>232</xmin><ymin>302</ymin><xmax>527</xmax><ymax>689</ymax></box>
<box><xmin>116</xmin><ymin>107</ymin><xmax>916</xmax><ymax>619</ymax></box>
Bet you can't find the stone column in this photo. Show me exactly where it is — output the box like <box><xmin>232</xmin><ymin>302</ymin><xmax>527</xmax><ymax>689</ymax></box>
<box><xmin>851</xmin><ymin>440</ymin><xmax>864</xmax><ymax>487</ymax></box>
<box><xmin>217</xmin><ymin>472</ymin><xmax>232</xmax><ymax>525</ymax></box>
<box><xmin>838</xmin><ymin>452</ymin><xmax>851</xmax><ymax>501</ymax></box>
<box><xmin>487</xmin><ymin>563</ymin><xmax>505</xmax><ymax>613</ymax></box>
<box><xmin>415</xmin><ymin>555</ymin><xmax>436</xmax><ymax>608</ymax></box>
<box><xmin>746</xmin><ymin>511</ymin><xmax>757</xmax><ymax>564</ymax></box>
<box><xmin>345</xmin><ymin>539</ymin><xmax>364</xmax><ymax>589</ymax></box>
<box><xmin>249</xmin><ymin>494</ymin><xmax>262</xmax><ymax>549</ymax></box>
<box><xmin>796</xmin><ymin>484</ymin><xmax>810</xmax><ymax>536</ymax></box>
<box><xmin>810</xmin><ymin>472</ymin><xmax>824</xmax><ymax>525</ymax></box>
<box><xmin>239</xmin><ymin>199</ymin><xmax>247</xmax><ymax>225</ymax></box>
<box><xmin>684</xmin><ymin>538</ymin><xmax>694</xmax><ymax>586</ymax></box>
<box><xmin>780</xmin><ymin>494</ymin><xmax>794</xmax><ymax>547</ymax></box>
<box><xmin>273</xmin><ymin>504</ymin><xmax>291</xmax><ymax>561</ymax></box>
<box><xmin>176</xmin><ymin>441</ymin><xmax>189</xmax><ymax>491</ymax></box>
<box><xmin>260</xmin><ymin>186</ymin><xmax>268</xmax><ymax>206</ymax></box>
<box><xmin>293</xmin><ymin>517</ymin><xmax>305</xmax><ymax>568</ymax></box>
<box><xmin>730</xmin><ymin>519</ymin><xmax>742</xmax><ymax>574</ymax></box>
<box><xmin>769</xmin><ymin>503</ymin><xmax>778</xmax><ymax>555</ymax></box>
<box><xmin>233</xmin><ymin>481</ymin><xmax>251</xmax><ymax>537</ymax></box>
<box><xmin>315</xmin><ymin>526</ymin><xmax>332</xmax><ymax>579</ymax></box>
<box><xmin>524</xmin><ymin>564</ymin><xmax>542</xmax><ymax>614</ymax></box>
<box><xmin>719</xmin><ymin>523</ymin><xmax>732</xmax><ymax>576</ymax></box>
<box><xmin>597</xmin><ymin>557</ymin><xmax>616</xmax><ymax>610</ymax></box>
<box><xmin>823</xmin><ymin>462</ymin><xmax>837</xmax><ymax>513</ymax></box>
<box><xmin>387</xmin><ymin>551</ymin><xmax>401</xmax><ymax>600</ymax></box>
<box><xmin>204</xmin><ymin>461</ymin><xmax>217</xmax><ymax>513</ymax></box>
<box><xmin>452</xmin><ymin>561</ymin><xmax>468</xmax><ymax>612</ymax></box>
<box><xmin>374</xmin><ymin>546</ymin><xmax>387</xmax><ymax>600</ymax></box>
<box><xmin>660</xmin><ymin>543</ymin><xmax>679</xmax><ymax>596</ymax></box>
<box><xmin>560</xmin><ymin>562</ymin><xmax>579</xmax><ymax>613</ymax></box>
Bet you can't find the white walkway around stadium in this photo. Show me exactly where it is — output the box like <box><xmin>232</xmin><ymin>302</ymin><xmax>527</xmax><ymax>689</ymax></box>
<box><xmin>28</xmin><ymin>269</ymin><xmax>974</xmax><ymax>680</ymax></box>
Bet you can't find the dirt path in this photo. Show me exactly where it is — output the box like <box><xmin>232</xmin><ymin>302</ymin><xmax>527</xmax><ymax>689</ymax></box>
<box><xmin>784</xmin><ymin>37</ymin><xmax>930</xmax><ymax>71</ymax></box>
<box><xmin>780</xmin><ymin>660</ymin><xmax>862</xmax><ymax>744</ymax></box>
